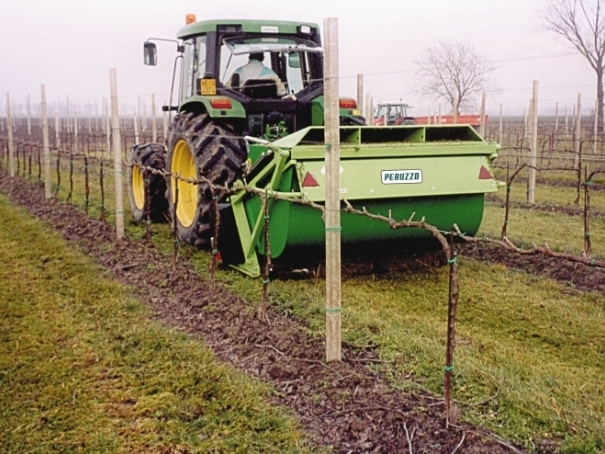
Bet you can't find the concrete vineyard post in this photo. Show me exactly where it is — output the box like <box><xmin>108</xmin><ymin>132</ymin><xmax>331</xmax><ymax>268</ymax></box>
<box><xmin>323</xmin><ymin>17</ymin><xmax>342</xmax><ymax>362</ymax></box>
<box><xmin>74</xmin><ymin>111</ymin><xmax>78</xmax><ymax>155</ymax></box>
<box><xmin>479</xmin><ymin>91</ymin><xmax>486</xmax><ymax>137</ymax></box>
<box><xmin>110</xmin><ymin>69</ymin><xmax>124</xmax><ymax>239</ymax></box>
<box><xmin>104</xmin><ymin>98</ymin><xmax>110</xmax><ymax>157</ymax></box>
<box><xmin>574</xmin><ymin>94</ymin><xmax>581</xmax><ymax>169</ymax></box>
<box><xmin>151</xmin><ymin>93</ymin><xmax>157</xmax><ymax>142</ymax></box>
<box><xmin>356</xmin><ymin>74</ymin><xmax>364</xmax><ymax>117</ymax></box>
<box><xmin>453</xmin><ymin>100</ymin><xmax>458</xmax><ymax>124</ymax></box>
<box><xmin>6</xmin><ymin>93</ymin><xmax>14</xmax><ymax>178</ymax></box>
<box><xmin>498</xmin><ymin>103</ymin><xmax>503</xmax><ymax>145</ymax></box>
<box><xmin>27</xmin><ymin>94</ymin><xmax>31</xmax><ymax>136</ymax></box>
<box><xmin>41</xmin><ymin>85</ymin><xmax>51</xmax><ymax>199</ymax></box>
<box><xmin>54</xmin><ymin>104</ymin><xmax>60</xmax><ymax>148</ymax></box>
<box><xmin>163</xmin><ymin>105</ymin><xmax>168</xmax><ymax>144</ymax></box>
<box><xmin>528</xmin><ymin>81</ymin><xmax>538</xmax><ymax>204</ymax></box>
<box><xmin>133</xmin><ymin>108</ymin><xmax>139</xmax><ymax>144</ymax></box>
<box><xmin>593</xmin><ymin>99</ymin><xmax>598</xmax><ymax>155</ymax></box>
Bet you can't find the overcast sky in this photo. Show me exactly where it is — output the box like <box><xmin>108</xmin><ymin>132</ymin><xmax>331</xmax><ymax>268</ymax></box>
<box><xmin>0</xmin><ymin>0</ymin><xmax>596</xmax><ymax>117</ymax></box>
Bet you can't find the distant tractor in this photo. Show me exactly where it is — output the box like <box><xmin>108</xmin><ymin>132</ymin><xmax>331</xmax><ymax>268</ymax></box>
<box><xmin>128</xmin><ymin>15</ymin><xmax>500</xmax><ymax>277</ymax></box>
<box><xmin>374</xmin><ymin>103</ymin><xmax>416</xmax><ymax>126</ymax></box>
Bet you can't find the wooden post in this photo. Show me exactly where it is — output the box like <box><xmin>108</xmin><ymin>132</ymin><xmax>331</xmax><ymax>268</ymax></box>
<box><xmin>6</xmin><ymin>93</ymin><xmax>15</xmax><ymax>177</ymax></box>
<box><xmin>323</xmin><ymin>17</ymin><xmax>342</xmax><ymax>362</ymax></box>
<box><xmin>479</xmin><ymin>91</ymin><xmax>486</xmax><ymax>137</ymax></box>
<box><xmin>151</xmin><ymin>93</ymin><xmax>157</xmax><ymax>142</ymax></box>
<box><xmin>574</xmin><ymin>94</ymin><xmax>582</xmax><ymax>169</ymax></box>
<box><xmin>356</xmin><ymin>74</ymin><xmax>364</xmax><ymax>117</ymax></box>
<box><xmin>528</xmin><ymin>81</ymin><xmax>538</xmax><ymax>204</ymax></box>
<box><xmin>554</xmin><ymin>101</ymin><xmax>559</xmax><ymax>133</ymax></box>
<box><xmin>110</xmin><ymin>69</ymin><xmax>125</xmax><ymax>239</ymax></box>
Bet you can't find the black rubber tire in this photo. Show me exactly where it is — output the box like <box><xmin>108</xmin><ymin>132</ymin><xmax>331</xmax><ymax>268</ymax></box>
<box><xmin>126</xmin><ymin>142</ymin><xmax>169</xmax><ymax>223</ymax></box>
<box><xmin>166</xmin><ymin>112</ymin><xmax>248</xmax><ymax>247</ymax></box>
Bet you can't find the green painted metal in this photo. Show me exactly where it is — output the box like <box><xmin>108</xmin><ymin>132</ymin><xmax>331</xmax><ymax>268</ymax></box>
<box><xmin>224</xmin><ymin>124</ymin><xmax>500</xmax><ymax>277</ymax></box>
<box><xmin>311</xmin><ymin>98</ymin><xmax>324</xmax><ymax>126</ymax></box>
<box><xmin>179</xmin><ymin>96</ymin><xmax>246</xmax><ymax>119</ymax></box>
<box><xmin>308</xmin><ymin>96</ymin><xmax>363</xmax><ymax>126</ymax></box>
<box><xmin>177</xmin><ymin>19</ymin><xmax>320</xmax><ymax>40</ymax></box>
<box><xmin>254</xmin><ymin>193</ymin><xmax>485</xmax><ymax>253</ymax></box>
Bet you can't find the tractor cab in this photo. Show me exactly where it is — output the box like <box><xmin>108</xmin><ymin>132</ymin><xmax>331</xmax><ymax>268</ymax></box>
<box><xmin>145</xmin><ymin>17</ymin><xmax>364</xmax><ymax>141</ymax></box>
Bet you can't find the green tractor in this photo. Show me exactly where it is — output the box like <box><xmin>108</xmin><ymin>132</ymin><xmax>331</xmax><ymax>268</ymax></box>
<box><xmin>128</xmin><ymin>15</ymin><xmax>500</xmax><ymax>277</ymax></box>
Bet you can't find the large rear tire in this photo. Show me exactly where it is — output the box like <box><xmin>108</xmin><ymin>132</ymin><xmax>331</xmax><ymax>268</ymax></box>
<box><xmin>166</xmin><ymin>112</ymin><xmax>247</xmax><ymax>247</ymax></box>
<box><xmin>127</xmin><ymin>142</ymin><xmax>168</xmax><ymax>222</ymax></box>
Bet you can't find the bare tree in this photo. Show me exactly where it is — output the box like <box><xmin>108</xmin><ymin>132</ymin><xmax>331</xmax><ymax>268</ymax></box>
<box><xmin>540</xmin><ymin>0</ymin><xmax>605</xmax><ymax>132</ymax></box>
<box><xmin>414</xmin><ymin>41</ymin><xmax>496</xmax><ymax>115</ymax></box>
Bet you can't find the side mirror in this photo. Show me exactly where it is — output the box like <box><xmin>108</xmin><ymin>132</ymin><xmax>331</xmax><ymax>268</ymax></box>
<box><xmin>144</xmin><ymin>42</ymin><xmax>157</xmax><ymax>66</ymax></box>
<box><xmin>288</xmin><ymin>52</ymin><xmax>301</xmax><ymax>69</ymax></box>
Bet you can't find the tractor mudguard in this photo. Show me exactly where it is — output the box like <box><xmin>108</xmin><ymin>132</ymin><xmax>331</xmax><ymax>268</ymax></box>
<box><xmin>179</xmin><ymin>96</ymin><xmax>247</xmax><ymax>119</ymax></box>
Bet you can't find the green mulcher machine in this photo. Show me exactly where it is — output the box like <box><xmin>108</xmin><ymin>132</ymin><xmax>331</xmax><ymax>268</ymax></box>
<box><xmin>127</xmin><ymin>15</ymin><xmax>500</xmax><ymax>277</ymax></box>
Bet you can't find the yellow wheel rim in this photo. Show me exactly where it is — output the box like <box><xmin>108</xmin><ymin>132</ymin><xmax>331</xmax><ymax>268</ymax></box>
<box><xmin>131</xmin><ymin>165</ymin><xmax>145</xmax><ymax>210</ymax></box>
<box><xmin>171</xmin><ymin>140</ymin><xmax>198</xmax><ymax>228</ymax></box>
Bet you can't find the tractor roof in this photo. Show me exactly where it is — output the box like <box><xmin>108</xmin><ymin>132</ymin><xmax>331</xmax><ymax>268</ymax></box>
<box><xmin>177</xmin><ymin>19</ymin><xmax>321</xmax><ymax>40</ymax></box>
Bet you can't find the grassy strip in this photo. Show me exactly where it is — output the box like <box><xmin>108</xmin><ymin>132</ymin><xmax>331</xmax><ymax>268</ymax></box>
<box><xmin>493</xmin><ymin>167</ymin><xmax>605</xmax><ymax>208</ymax></box>
<box><xmin>4</xmin><ymin>152</ymin><xmax>605</xmax><ymax>451</ymax></box>
<box><xmin>0</xmin><ymin>194</ymin><xmax>315</xmax><ymax>454</ymax></box>
<box><xmin>213</xmin><ymin>256</ymin><xmax>605</xmax><ymax>453</ymax></box>
<box><xmin>479</xmin><ymin>202</ymin><xmax>605</xmax><ymax>258</ymax></box>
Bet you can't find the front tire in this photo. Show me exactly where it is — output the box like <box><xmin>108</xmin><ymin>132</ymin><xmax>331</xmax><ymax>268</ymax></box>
<box><xmin>126</xmin><ymin>142</ymin><xmax>168</xmax><ymax>222</ymax></box>
<box><xmin>166</xmin><ymin>112</ymin><xmax>247</xmax><ymax>247</ymax></box>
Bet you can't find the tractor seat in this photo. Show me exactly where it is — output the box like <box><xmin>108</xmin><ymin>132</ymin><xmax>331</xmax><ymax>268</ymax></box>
<box><xmin>240</xmin><ymin>79</ymin><xmax>278</xmax><ymax>99</ymax></box>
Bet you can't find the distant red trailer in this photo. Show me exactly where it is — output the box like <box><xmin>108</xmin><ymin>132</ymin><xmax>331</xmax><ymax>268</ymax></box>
<box><xmin>373</xmin><ymin>104</ymin><xmax>488</xmax><ymax>128</ymax></box>
<box><xmin>412</xmin><ymin>115</ymin><xmax>488</xmax><ymax>128</ymax></box>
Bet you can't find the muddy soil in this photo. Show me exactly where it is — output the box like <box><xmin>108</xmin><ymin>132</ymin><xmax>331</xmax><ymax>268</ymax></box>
<box><xmin>4</xmin><ymin>173</ymin><xmax>596</xmax><ymax>453</ymax></box>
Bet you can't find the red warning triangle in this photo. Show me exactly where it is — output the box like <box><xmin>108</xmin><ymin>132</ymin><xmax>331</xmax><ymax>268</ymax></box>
<box><xmin>479</xmin><ymin>165</ymin><xmax>493</xmax><ymax>180</ymax></box>
<box><xmin>302</xmin><ymin>172</ymin><xmax>320</xmax><ymax>187</ymax></box>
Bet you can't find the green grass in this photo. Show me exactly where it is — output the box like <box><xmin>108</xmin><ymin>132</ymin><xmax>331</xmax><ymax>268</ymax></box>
<box><xmin>3</xmin><ymin>148</ymin><xmax>605</xmax><ymax>452</ymax></box>
<box><xmin>211</xmin><ymin>258</ymin><xmax>605</xmax><ymax>452</ymax></box>
<box><xmin>478</xmin><ymin>202</ymin><xmax>605</xmax><ymax>258</ymax></box>
<box><xmin>0</xmin><ymin>194</ymin><xmax>317</xmax><ymax>454</ymax></box>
